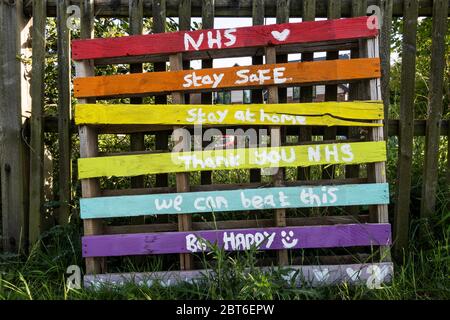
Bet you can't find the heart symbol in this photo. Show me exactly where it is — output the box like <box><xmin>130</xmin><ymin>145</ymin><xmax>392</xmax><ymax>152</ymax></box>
<box><xmin>271</xmin><ymin>29</ymin><xmax>290</xmax><ymax>42</ymax></box>
<box><xmin>281</xmin><ymin>270</ymin><xmax>297</xmax><ymax>282</ymax></box>
<box><xmin>346</xmin><ymin>267</ymin><xmax>362</xmax><ymax>282</ymax></box>
<box><xmin>313</xmin><ymin>268</ymin><xmax>330</xmax><ymax>282</ymax></box>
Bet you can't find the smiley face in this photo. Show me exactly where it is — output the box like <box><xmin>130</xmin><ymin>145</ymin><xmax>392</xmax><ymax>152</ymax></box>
<box><xmin>281</xmin><ymin>230</ymin><xmax>299</xmax><ymax>249</ymax></box>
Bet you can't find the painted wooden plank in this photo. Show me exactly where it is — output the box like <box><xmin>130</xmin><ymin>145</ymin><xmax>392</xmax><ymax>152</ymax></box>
<box><xmin>75</xmin><ymin>101</ymin><xmax>384</xmax><ymax>127</ymax></box>
<box><xmin>71</xmin><ymin>17</ymin><xmax>378</xmax><ymax>61</ymax></box>
<box><xmin>83</xmin><ymin>263</ymin><xmax>394</xmax><ymax>288</ymax></box>
<box><xmin>80</xmin><ymin>183</ymin><xmax>389</xmax><ymax>219</ymax></box>
<box><xmin>73</xmin><ymin>58</ymin><xmax>381</xmax><ymax>98</ymax></box>
<box><xmin>82</xmin><ymin>223</ymin><xmax>392</xmax><ymax>257</ymax></box>
<box><xmin>78</xmin><ymin>141</ymin><xmax>387</xmax><ymax>179</ymax></box>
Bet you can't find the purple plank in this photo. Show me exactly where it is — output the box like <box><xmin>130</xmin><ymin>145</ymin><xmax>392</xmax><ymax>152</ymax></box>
<box><xmin>82</xmin><ymin>224</ymin><xmax>391</xmax><ymax>257</ymax></box>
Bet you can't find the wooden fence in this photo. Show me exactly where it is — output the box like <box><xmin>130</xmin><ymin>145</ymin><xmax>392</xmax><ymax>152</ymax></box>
<box><xmin>0</xmin><ymin>0</ymin><xmax>448</xmax><ymax>271</ymax></box>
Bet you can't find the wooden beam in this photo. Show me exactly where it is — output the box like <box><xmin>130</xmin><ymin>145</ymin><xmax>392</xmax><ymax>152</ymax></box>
<box><xmin>420</xmin><ymin>0</ymin><xmax>448</xmax><ymax>221</ymax></box>
<box><xmin>153</xmin><ymin>0</ymin><xmax>169</xmax><ymax>189</ymax></box>
<box><xmin>0</xmin><ymin>0</ymin><xmax>31</xmax><ymax>252</ymax></box>
<box><xmin>41</xmin><ymin>116</ymin><xmax>450</xmax><ymax>137</ymax></box>
<box><xmin>380</xmin><ymin>0</ymin><xmax>394</xmax><ymax>140</ymax></box>
<box><xmin>322</xmin><ymin>0</ymin><xmax>341</xmax><ymax>183</ymax></box>
<box><xmin>170</xmin><ymin>52</ymin><xmax>193</xmax><ymax>271</ymax></box>
<box><xmin>29</xmin><ymin>0</ymin><xmax>47</xmax><ymax>246</ymax></box>
<box><xmin>104</xmin><ymin>213</ymin><xmax>370</xmax><ymax>233</ymax></box>
<box><xmin>297</xmin><ymin>0</ymin><xmax>315</xmax><ymax>182</ymax></box>
<box><xmin>26</xmin><ymin>0</ymin><xmax>443</xmax><ymax>18</ymax></box>
<box><xmin>200</xmin><ymin>0</ymin><xmax>214</xmax><ymax>186</ymax></box>
<box><xmin>56</xmin><ymin>0</ymin><xmax>71</xmax><ymax>225</ymax></box>
<box><xmin>129</xmin><ymin>0</ymin><xmax>145</xmax><ymax>192</ymax></box>
<box><xmin>365</xmin><ymin>37</ymin><xmax>391</xmax><ymax>262</ymax></box>
<box><xmin>394</xmin><ymin>0</ymin><xmax>418</xmax><ymax>258</ymax></box>
<box><xmin>78</xmin><ymin>0</ymin><xmax>105</xmax><ymax>275</ymax></box>
<box><xmin>345</xmin><ymin>0</ymin><xmax>367</xmax><ymax>216</ymax></box>
<box><xmin>249</xmin><ymin>0</ymin><xmax>265</xmax><ymax>184</ymax></box>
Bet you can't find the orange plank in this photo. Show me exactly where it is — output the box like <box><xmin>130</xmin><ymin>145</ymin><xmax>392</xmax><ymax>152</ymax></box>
<box><xmin>74</xmin><ymin>58</ymin><xmax>380</xmax><ymax>98</ymax></box>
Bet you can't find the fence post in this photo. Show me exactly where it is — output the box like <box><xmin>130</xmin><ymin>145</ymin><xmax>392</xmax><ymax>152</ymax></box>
<box><xmin>420</xmin><ymin>0</ymin><xmax>449</xmax><ymax>223</ymax></box>
<box><xmin>153</xmin><ymin>0</ymin><xmax>169</xmax><ymax>189</ymax></box>
<box><xmin>250</xmin><ymin>0</ymin><xmax>264</xmax><ymax>184</ymax></box>
<box><xmin>0</xmin><ymin>0</ymin><xmax>32</xmax><ymax>253</ymax></box>
<box><xmin>297</xmin><ymin>0</ymin><xmax>315</xmax><ymax>182</ymax></box>
<box><xmin>29</xmin><ymin>0</ymin><xmax>47</xmax><ymax>247</ymax></box>
<box><xmin>322</xmin><ymin>0</ymin><xmax>341</xmax><ymax>185</ymax></box>
<box><xmin>394</xmin><ymin>0</ymin><xmax>419</xmax><ymax>258</ymax></box>
<box><xmin>200</xmin><ymin>0</ymin><xmax>214</xmax><ymax>185</ymax></box>
<box><xmin>56</xmin><ymin>0</ymin><xmax>72</xmax><ymax>225</ymax></box>
<box><xmin>380</xmin><ymin>0</ymin><xmax>393</xmax><ymax>140</ymax></box>
<box><xmin>78</xmin><ymin>0</ymin><xmax>106</xmax><ymax>274</ymax></box>
<box><xmin>345</xmin><ymin>0</ymin><xmax>366</xmax><ymax>216</ymax></box>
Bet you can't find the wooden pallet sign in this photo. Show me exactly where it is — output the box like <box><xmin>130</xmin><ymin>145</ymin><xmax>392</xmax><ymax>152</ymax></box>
<box><xmin>74</xmin><ymin>16</ymin><xmax>392</xmax><ymax>288</ymax></box>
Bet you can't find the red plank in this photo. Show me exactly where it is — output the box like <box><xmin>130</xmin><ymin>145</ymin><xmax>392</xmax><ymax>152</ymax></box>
<box><xmin>72</xmin><ymin>17</ymin><xmax>378</xmax><ymax>61</ymax></box>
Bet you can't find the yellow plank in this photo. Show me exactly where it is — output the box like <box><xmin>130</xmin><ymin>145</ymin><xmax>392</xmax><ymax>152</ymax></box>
<box><xmin>75</xmin><ymin>101</ymin><xmax>383</xmax><ymax>127</ymax></box>
<box><xmin>78</xmin><ymin>141</ymin><xmax>387</xmax><ymax>179</ymax></box>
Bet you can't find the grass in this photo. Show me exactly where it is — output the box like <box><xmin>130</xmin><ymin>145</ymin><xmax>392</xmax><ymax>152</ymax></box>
<box><xmin>0</xmin><ymin>212</ymin><xmax>448</xmax><ymax>300</ymax></box>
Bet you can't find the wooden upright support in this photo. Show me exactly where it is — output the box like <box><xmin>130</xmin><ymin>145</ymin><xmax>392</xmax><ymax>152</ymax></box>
<box><xmin>420</xmin><ymin>0</ymin><xmax>448</xmax><ymax>224</ymax></box>
<box><xmin>266</xmin><ymin>47</ymin><xmax>288</xmax><ymax>266</ymax></box>
<box><xmin>56</xmin><ymin>0</ymin><xmax>72</xmax><ymax>225</ymax></box>
<box><xmin>153</xmin><ymin>0</ymin><xmax>169</xmax><ymax>189</ymax></box>
<box><xmin>78</xmin><ymin>0</ymin><xmax>105</xmax><ymax>274</ymax></box>
<box><xmin>129</xmin><ymin>0</ymin><xmax>145</xmax><ymax>192</ymax></box>
<box><xmin>29</xmin><ymin>0</ymin><xmax>47</xmax><ymax>246</ymax></box>
<box><xmin>170</xmin><ymin>53</ymin><xmax>193</xmax><ymax>270</ymax></box>
<box><xmin>394</xmin><ymin>0</ymin><xmax>419</xmax><ymax>257</ymax></box>
<box><xmin>0</xmin><ymin>0</ymin><xmax>32</xmax><ymax>252</ymax></box>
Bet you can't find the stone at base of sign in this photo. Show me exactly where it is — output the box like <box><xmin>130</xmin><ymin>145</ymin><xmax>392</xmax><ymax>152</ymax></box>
<box><xmin>83</xmin><ymin>263</ymin><xmax>394</xmax><ymax>289</ymax></box>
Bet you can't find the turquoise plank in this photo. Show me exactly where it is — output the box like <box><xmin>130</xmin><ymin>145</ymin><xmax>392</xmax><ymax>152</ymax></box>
<box><xmin>80</xmin><ymin>183</ymin><xmax>389</xmax><ymax>219</ymax></box>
